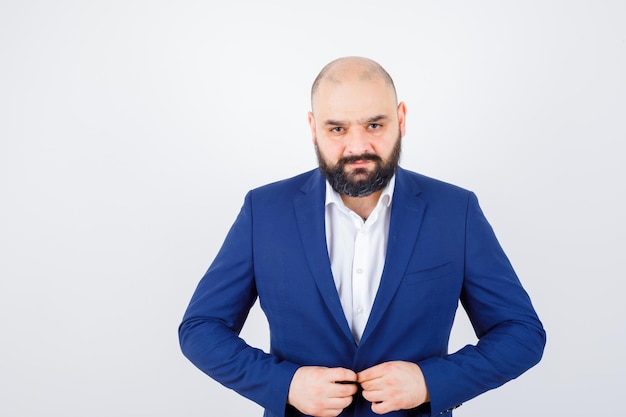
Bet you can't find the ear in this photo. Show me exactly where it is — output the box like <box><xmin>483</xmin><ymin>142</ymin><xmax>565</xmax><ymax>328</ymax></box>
<box><xmin>307</xmin><ymin>111</ymin><xmax>317</xmax><ymax>144</ymax></box>
<box><xmin>397</xmin><ymin>102</ymin><xmax>407</xmax><ymax>137</ymax></box>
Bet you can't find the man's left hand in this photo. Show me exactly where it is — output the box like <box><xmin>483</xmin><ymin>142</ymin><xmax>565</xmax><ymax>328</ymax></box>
<box><xmin>356</xmin><ymin>361</ymin><xmax>429</xmax><ymax>414</ymax></box>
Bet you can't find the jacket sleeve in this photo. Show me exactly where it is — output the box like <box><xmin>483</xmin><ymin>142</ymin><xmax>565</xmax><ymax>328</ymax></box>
<box><xmin>178</xmin><ymin>191</ymin><xmax>300</xmax><ymax>416</ymax></box>
<box><xmin>418</xmin><ymin>192</ymin><xmax>546</xmax><ymax>415</ymax></box>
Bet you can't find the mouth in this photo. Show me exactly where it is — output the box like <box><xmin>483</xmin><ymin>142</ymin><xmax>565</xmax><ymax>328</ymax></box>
<box><xmin>347</xmin><ymin>159</ymin><xmax>372</xmax><ymax>167</ymax></box>
<box><xmin>343</xmin><ymin>154</ymin><xmax>380</xmax><ymax>165</ymax></box>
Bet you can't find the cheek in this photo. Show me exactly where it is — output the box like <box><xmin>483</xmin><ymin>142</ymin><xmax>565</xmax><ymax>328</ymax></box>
<box><xmin>376</xmin><ymin>134</ymin><xmax>400</xmax><ymax>156</ymax></box>
<box><xmin>317</xmin><ymin>140</ymin><xmax>345</xmax><ymax>160</ymax></box>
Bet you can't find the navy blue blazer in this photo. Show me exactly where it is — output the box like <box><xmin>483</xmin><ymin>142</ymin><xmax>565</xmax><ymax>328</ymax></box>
<box><xmin>179</xmin><ymin>167</ymin><xmax>546</xmax><ymax>417</ymax></box>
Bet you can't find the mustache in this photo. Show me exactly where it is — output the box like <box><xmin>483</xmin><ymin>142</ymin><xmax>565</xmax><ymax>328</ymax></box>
<box><xmin>339</xmin><ymin>153</ymin><xmax>382</xmax><ymax>165</ymax></box>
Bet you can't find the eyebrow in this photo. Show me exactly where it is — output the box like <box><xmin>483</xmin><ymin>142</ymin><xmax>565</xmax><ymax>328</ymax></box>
<box><xmin>323</xmin><ymin>114</ymin><xmax>389</xmax><ymax>126</ymax></box>
<box><xmin>363</xmin><ymin>114</ymin><xmax>388</xmax><ymax>124</ymax></box>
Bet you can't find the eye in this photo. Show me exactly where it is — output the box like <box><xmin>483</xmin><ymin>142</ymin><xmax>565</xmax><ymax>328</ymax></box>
<box><xmin>368</xmin><ymin>123</ymin><xmax>382</xmax><ymax>129</ymax></box>
<box><xmin>330</xmin><ymin>127</ymin><xmax>344</xmax><ymax>133</ymax></box>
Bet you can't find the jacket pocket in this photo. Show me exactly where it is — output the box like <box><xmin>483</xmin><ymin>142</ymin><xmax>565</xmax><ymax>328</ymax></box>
<box><xmin>404</xmin><ymin>262</ymin><xmax>454</xmax><ymax>285</ymax></box>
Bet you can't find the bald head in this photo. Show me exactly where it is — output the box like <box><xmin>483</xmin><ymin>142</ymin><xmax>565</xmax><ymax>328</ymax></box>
<box><xmin>311</xmin><ymin>57</ymin><xmax>397</xmax><ymax>110</ymax></box>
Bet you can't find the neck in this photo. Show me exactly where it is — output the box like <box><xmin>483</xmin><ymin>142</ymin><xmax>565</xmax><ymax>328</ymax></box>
<box><xmin>340</xmin><ymin>190</ymin><xmax>382</xmax><ymax>220</ymax></box>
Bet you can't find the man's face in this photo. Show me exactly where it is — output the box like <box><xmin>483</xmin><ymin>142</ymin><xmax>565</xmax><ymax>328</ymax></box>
<box><xmin>314</xmin><ymin>133</ymin><xmax>401</xmax><ymax>197</ymax></box>
<box><xmin>308</xmin><ymin>75</ymin><xmax>406</xmax><ymax>197</ymax></box>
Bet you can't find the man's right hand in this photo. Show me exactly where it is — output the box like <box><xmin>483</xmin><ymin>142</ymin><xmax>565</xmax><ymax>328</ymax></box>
<box><xmin>287</xmin><ymin>366</ymin><xmax>358</xmax><ymax>417</ymax></box>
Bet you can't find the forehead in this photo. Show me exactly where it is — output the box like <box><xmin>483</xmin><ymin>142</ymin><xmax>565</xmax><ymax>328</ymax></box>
<box><xmin>313</xmin><ymin>76</ymin><xmax>397</xmax><ymax>119</ymax></box>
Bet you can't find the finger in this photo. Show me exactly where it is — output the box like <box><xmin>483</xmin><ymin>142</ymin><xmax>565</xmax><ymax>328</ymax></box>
<box><xmin>336</xmin><ymin>395</ymin><xmax>356</xmax><ymax>408</ymax></box>
<box><xmin>357</xmin><ymin>363</ymin><xmax>384</xmax><ymax>383</ymax></box>
<box><xmin>329</xmin><ymin>367</ymin><xmax>357</xmax><ymax>383</ymax></box>
<box><xmin>358</xmin><ymin>378</ymin><xmax>381</xmax><ymax>391</ymax></box>
<box><xmin>333</xmin><ymin>382</ymin><xmax>359</xmax><ymax>397</ymax></box>
<box><xmin>359</xmin><ymin>372</ymin><xmax>387</xmax><ymax>391</ymax></box>
<box><xmin>371</xmin><ymin>400</ymin><xmax>393</xmax><ymax>415</ymax></box>
<box><xmin>315</xmin><ymin>395</ymin><xmax>354</xmax><ymax>416</ymax></box>
<box><xmin>361</xmin><ymin>387</ymin><xmax>385</xmax><ymax>404</ymax></box>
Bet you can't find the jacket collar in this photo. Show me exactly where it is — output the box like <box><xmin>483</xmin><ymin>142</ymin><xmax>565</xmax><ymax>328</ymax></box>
<box><xmin>360</xmin><ymin>168</ymin><xmax>426</xmax><ymax>345</ymax></box>
<box><xmin>294</xmin><ymin>168</ymin><xmax>427</xmax><ymax>345</ymax></box>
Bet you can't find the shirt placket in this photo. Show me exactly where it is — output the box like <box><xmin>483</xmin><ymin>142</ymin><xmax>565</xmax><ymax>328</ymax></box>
<box><xmin>351</xmin><ymin>216</ymin><xmax>371</xmax><ymax>344</ymax></box>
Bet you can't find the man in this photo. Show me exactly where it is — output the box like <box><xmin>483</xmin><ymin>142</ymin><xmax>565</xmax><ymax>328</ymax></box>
<box><xmin>179</xmin><ymin>57</ymin><xmax>546</xmax><ymax>417</ymax></box>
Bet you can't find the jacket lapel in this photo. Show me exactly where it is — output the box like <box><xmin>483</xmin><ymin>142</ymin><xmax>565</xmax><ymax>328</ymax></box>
<box><xmin>360</xmin><ymin>168</ymin><xmax>427</xmax><ymax>345</ymax></box>
<box><xmin>294</xmin><ymin>170</ymin><xmax>354</xmax><ymax>343</ymax></box>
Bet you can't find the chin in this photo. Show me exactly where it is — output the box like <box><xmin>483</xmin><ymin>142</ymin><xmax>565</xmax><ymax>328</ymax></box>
<box><xmin>347</xmin><ymin>167</ymin><xmax>371</xmax><ymax>177</ymax></box>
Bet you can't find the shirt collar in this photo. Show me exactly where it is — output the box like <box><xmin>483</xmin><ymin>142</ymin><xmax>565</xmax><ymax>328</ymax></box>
<box><xmin>325</xmin><ymin>175</ymin><xmax>396</xmax><ymax>209</ymax></box>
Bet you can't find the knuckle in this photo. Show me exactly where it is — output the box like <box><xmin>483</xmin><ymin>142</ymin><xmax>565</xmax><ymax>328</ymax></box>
<box><xmin>371</xmin><ymin>403</ymin><xmax>386</xmax><ymax>415</ymax></box>
<box><xmin>340</xmin><ymin>397</ymin><xmax>352</xmax><ymax>408</ymax></box>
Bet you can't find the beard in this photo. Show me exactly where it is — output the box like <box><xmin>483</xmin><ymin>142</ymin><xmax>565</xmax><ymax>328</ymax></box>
<box><xmin>316</xmin><ymin>133</ymin><xmax>401</xmax><ymax>198</ymax></box>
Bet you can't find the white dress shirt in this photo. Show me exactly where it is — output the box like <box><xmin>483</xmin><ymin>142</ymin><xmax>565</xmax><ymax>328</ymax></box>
<box><xmin>324</xmin><ymin>176</ymin><xmax>395</xmax><ymax>344</ymax></box>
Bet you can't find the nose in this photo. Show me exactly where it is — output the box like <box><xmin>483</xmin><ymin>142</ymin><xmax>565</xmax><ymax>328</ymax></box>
<box><xmin>344</xmin><ymin>127</ymin><xmax>374</xmax><ymax>156</ymax></box>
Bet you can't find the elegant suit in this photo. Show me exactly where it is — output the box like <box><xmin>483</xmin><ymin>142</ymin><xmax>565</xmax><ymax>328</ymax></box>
<box><xmin>179</xmin><ymin>167</ymin><xmax>546</xmax><ymax>417</ymax></box>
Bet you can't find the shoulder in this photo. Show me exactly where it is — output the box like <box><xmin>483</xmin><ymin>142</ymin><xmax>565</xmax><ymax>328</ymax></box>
<box><xmin>395</xmin><ymin>167</ymin><xmax>481</xmax><ymax>220</ymax></box>
<box><xmin>396</xmin><ymin>167</ymin><xmax>472</xmax><ymax>198</ymax></box>
<box><xmin>245</xmin><ymin>168</ymin><xmax>323</xmax><ymax>206</ymax></box>
<box><xmin>251</xmin><ymin>169</ymin><xmax>320</xmax><ymax>194</ymax></box>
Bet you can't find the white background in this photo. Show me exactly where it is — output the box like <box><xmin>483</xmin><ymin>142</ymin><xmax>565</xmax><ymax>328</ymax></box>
<box><xmin>1</xmin><ymin>1</ymin><xmax>624</xmax><ymax>416</ymax></box>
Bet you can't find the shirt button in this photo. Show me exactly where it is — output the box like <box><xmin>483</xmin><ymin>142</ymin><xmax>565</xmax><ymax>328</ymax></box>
<box><xmin>356</xmin><ymin>268</ymin><xmax>363</xmax><ymax>274</ymax></box>
<box><xmin>357</xmin><ymin>307</ymin><xmax>364</xmax><ymax>314</ymax></box>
